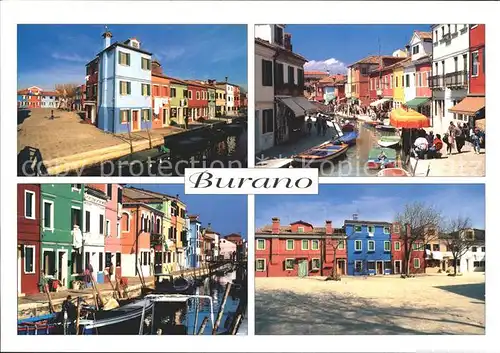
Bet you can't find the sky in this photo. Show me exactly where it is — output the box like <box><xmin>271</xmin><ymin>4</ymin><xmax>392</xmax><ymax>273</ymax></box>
<box><xmin>18</xmin><ymin>24</ymin><xmax>247</xmax><ymax>90</ymax></box>
<box><xmin>130</xmin><ymin>184</ymin><xmax>247</xmax><ymax>239</ymax></box>
<box><xmin>255</xmin><ymin>184</ymin><xmax>485</xmax><ymax>230</ymax></box>
<box><xmin>284</xmin><ymin>24</ymin><xmax>432</xmax><ymax>74</ymax></box>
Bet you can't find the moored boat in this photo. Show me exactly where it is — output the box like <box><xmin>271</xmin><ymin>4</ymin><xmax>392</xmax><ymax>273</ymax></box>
<box><xmin>18</xmin><ymin>313</ymin><xmax>59</xmax><ymax>335</ymax></box>
<box><xmin>333</xmin><ymin>131</ymin><xmax>358</xmax><ymax>146</ymax></box>
<box><xmin>377</xmin><ymin>168</ymin><xmax>411</xmax><ymax>177</ymax></box>
<box><xmin>293</xmin><ymin>141</ymin><xmax>349</xmax><ymax>166</ymax></box>
<box><xmin>255</xmin><ymin>158</ymin><xmax>294</xmax><ymax>168</ymax></box>
<box><xmin>366</xmin><ymin>147</ymin><xmax>397</xmax><ymax>170</ymax></box>
<box><xmin>377</xmin><ymin>135</ymin><xmax>401</xmax><ymax>148</ymax></box>
<box><xmin>375</xmin><ymin>124</ymin><xmax>398</xmax><ymax>132</ymax></box>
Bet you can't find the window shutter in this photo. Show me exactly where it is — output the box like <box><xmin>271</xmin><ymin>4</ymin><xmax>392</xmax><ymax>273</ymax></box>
<box><xmin>262</xmin><ymin>59</ymin><xmax>267</xmax><ymax>85</ymax></box>
<box><xmin>127</xmin><ymin>53</ymin><xmax>130</xmax><ymax>66</ymax></box>
<box><xmin>127</xmin><ymin>82</ymin><xmax>131</xmax><ymax>94</ymax></box>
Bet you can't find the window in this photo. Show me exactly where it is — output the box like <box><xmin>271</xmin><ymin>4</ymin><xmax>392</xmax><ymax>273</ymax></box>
<box><xmin>162</xmin><ymin>86</ymin><xmax>169</xmax><ymax>96</ymax></box>
<box><xmin>141</xmin><ymin>57</ymin><xmax>151</xmax><ymax>70</ymax></box>
<box><xmin>412</xmin><ymin>45</ymin><xmax>419</xmax><ymax>55</ymax></box>
<box><xmin>105</xmin><ymin>252</ymin><xmax>112</xmax><ymax>267</ymax></box>
<box><xmin>116</xmin><ymin>252</ymin><xmax>121</xmax><ymax>267</ymax></box>
<box><xmin>297</xmin><ymin>68</ymin><xmax>304</xmax><ymax>87</ymax></box>
<box><xmin>311</xmin><ymin>240</ymin><xmax>319</xmax><ymax>250</ymax></box>
<box><xmin>99</xmin><ymin>252</ymin><xmax>104</xmax><ymax>271</ymax></box>
<box><xmin>119</xmin><ymin>51</ymin><xmax>130</xmax><ymax>66</ymax></box>
<box><xmin>355</xmin><ymin>260</ymin><xmax>363</xmax><ymax>272</ymax></box>
<box><xmin>106</xmin><ymin>220</ymin><xmax>111</xmax><ymax>236</ymax></box>
<box><xmin>367</xmin><ymin>225</ymin><xmax>374</xmax><ymax>234</ymax></box>
<box><xmin>311</xmin><ymin>258</ymin><xmax>320</xmax><ymax>270</ymax></box>
<box><xmin>71</xmin><ymin>184</ymin><xmax>82</xmax><ymax>191</ymax></box>
<box><xmin>24</xmin><ymin>245</ymin><xmax>35</xmax><ymax>274</ymax></box>
<box><xmin>43</xmin><ymin>250</ymin><xmax>56</xmax><ymax>276</ymax></box>
<box><xmin>394</xmin><ymin>241</ymin><xmax>401</xmax><ymax>251</ymax></box>
<box><xmin>338</xmin><ymin>240</ymin><xmax>345</xmax><ymax>249</ymax></box>
<box><xmin>302</xmin><ymin>239</ymin><xmax>309</xmax><ymax>250</ymax></box>
<box><xmin>142</xmin><ymin>109</ymin><xmax>151</xmax><ymax>121</ymax></box>
<box><xmin>71</xmin><ymin>207</ymin><xmax>81</xmax><ymax>228</ymax></box>
<box><xmin>384</xmin><ymin>241</ymin><xmax>391</xmax><ymax>252</ymax></box>
<box><xmin>120</xmin><ymin>81</ymin><xmax>131</xmax><ymax>95</ymax></box>
<box><xmin>24</xmin><ymin>190</ymin><xmax>35</xmax><ymax>219</ymax></box>
<box><xmin>256</xmin><ymin>239</ymin><xmax>265</xmax><ymax>250</ymax></box>
<box><xmin>481</xmin><ymin>246</ymin><xmax>485</xmax><ymax>252</ymax></box>
<box><xmin>120</xmin><ymin>109</ymin><xmax>130</xmax><ymax>123</ymax></box>
<box><xmin>471</xmin><ymin>51</ymin><xmax>479</xmax><ymax>76</ymax></box>
<box><xmin>196</xmin><ymin>91</ymin><xmax>200</xmax><ymax>100</ymax></box>
<box><xmin>402</xmin><ymin>75</ymin><xmax>404</xmax><ymax>87</ymax></box>
<box><xmin>43</xmin><ymin>200</ymin><xmax>54</xmax><ymax>230</ymax></box>
<box><xmin>274</xmin><ymin>25</ymin><xmax>284</xmax><ymax>45</ymax></box>
<box><xmin>472</xmin><ymin>246</ymin><xmax>477</xmax><ymax>252</ymax></box>
<box><xmin>262</xmin><ymin>59</ymin><xmax>273</xmax><ymax>86</ymax></box>
<box><xmin>288</xmin><ymin>66</ymin><xmax>295</xmax><ymax>85</ymax></box>
<box><xmin>262</xmin><ymin>109</ymin><xmax>274</xmax><ymax>134</ymax></box>
<box><xmin>354</xmin><ymin>240</ymin><xmax>362</xmax><ymax>251</ymax></box>
<box><xmin>383</xmin><ymin>226</ymin><xmax>390</xmax><ymax>234</ymax></box>
<box><xmin>256</xmin><ymin>259</ymin><xmax>266</xmax><ymax>271</ymax></box>
<box><xmin>71</xmin><ymin>251</ymin><xmax>83</xmax><ymax>274</ymax></box>
<box><xmin>99</xmin><ymin>214</ymin><xmax>104</xmax><ymax>235</ymax></box>
<box><xmin>85</xmin><ymin>211</ymin><xmax>91</xmax><ymax>232</ymax></box>
<box><xmin>405</xmin><ymin>74</ymin><xmax>410</xmax><ymax>87</ymax></box>
<box><xmin>141</xmin><ymin>84</ymin><xmax>151</xmax><ymax>96</ymax></box>
<box><xmin>106</xmin><ymin>184</ymin><xmax>113</xmax><ymax>199</ymax></box>
<box><xmin>286</xmin><ymin>239</ymin><xmax>294</xmax><ymax>250</ymax></box>
<box><xmin>170</xmin><ymin>87</ymin><xmax>177</xmax><ymax>97</ymax></box>
<box><xmin>395</xmin><ymin>76</ymin><xmax>398</xmax><ymax>88</ymax></box>
<box><xmin>354</xmin><ymin>225</ymin><xmax>362</xmax><ymax>232</ymax></box>
<box><xmin>297</xmin><ymin>227</ymin><xmax>304</xmax><ymax>233</ymax></box>
<box><xmin>285</xmin><ymin>259</ymin><xmax>294</xmax><ymax>270</ymax></box>
<box><xmin>413</xmin><ymin>258</ymin><xmax>420</xmax><ymax>269</ymax></box>
<box><xmin>368</xmin><ymin>240</ymin><xmax>375</xmax><ymax>251</ymax></box>
<box><xmin>367</xmin><ymin>261</ymin><xmax>376</xmax><ymax>271</ymax></box>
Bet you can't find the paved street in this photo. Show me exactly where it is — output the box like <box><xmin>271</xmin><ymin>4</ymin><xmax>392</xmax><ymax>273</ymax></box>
<box><xmin>17</xmin><ymin>108</ymin><xmax>184</xmax><ymax>174</ymax></box>
<box><xmin>256</xmin><ymin>273</ymin><xmax>485</xmax><ymax>335</ymax></box>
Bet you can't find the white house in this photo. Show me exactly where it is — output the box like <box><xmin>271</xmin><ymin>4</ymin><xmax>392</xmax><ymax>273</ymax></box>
<box><xmin>255</xmin><ymin>38</ymin><xmax>276</xmax><ymax>154</ymax></box>
<box><xmin>457</xmin><ymin>228</ymin><xmax>485</xmax><ymax>273</ymax></box>
<box><xmin>83</xmin><ymin>186</ymin><xmax>108</xmax><ymax>284</ymax></box>
<box><xmin>219</xmin><ymin>238</ymin><xmax>237</xmax><ymax>260</ymax></box>
<box><xmin>431</xmin><ymin>24</ymin><xmax>470</xmax><ymax>135</ymax></box>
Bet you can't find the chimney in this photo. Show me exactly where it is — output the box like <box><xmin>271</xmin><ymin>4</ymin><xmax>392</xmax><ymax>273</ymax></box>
<box><xmin>271</xmin><ymin>217</ymin><xmax>280</xmax><ymax>234</ymax></box>
<box><xmin>405</xmin><ymin>45</ymin><xmax>410</xmax><ymax>55</ymax></box>
<box><xmin>325</xmin><ymin>220</ymin><xmax>333</xmax><ymax>235</ymax></box>
<box><xmin>207</xmin><ymin>222</ymin><xmax>212</xmax><ymax>230</ymax></box>
<box><xmin>102</xmin><ymin>28</ymin><xmax>112</xmax><ymax>50</ymax></box>
<box><xmin>225</xmin><ymin>76</ymin><xmax>228</xmax><ymax>83</ymax></box>
<box><xmin>176</xmin><ymin>194</ymin><xmax>179</xmax><ymax>199</ymax></box>
<box><xmin>152</xmin><ymin>60</ymin><xmax>163</xmax><ymax>75</ymax></box>
<box><xmin>352</xmin><ymin>213</ymin><xmax>359</xmax><ymax>221</ymax></box>
<box><xmin>284</xmin><ymin>33</ymin><xmax>292</xmax><ymax>51</ymax></box>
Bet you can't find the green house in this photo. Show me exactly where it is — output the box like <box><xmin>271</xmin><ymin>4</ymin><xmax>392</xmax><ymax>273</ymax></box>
<box><xmin>168</xmin><ymin>78</ymin><xmax>189</xmax><ymax>125</ymax></box>
<box><xmin>40</xmin><ymin>183</ymin><xmax>84</xmax><ymax>289</ymax></box>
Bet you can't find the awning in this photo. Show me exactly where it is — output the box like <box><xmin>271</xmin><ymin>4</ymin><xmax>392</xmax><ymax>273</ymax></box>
<box><xmin>448</xmin><ymin>96</ymin><xmax>485</xmax><ymax>116</ymax></box>
<box><xmin>278</xmin><ymin>97</ymin><xmax>318</xmax><ymax>117</ymax></box>
<box><xmin>405</xmin><ymin>97</ymin><xmax>430</xmax><ymax>109</ymax></box>
<box><xmin>370</xmin><ymin>98</ymin><xmax>390</xmax><ymax>107</ymax></box>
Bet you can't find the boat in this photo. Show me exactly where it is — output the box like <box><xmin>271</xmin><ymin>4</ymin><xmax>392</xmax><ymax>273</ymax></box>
<box><xmin>255</xmin><ymin>158</ymin><xmax>293</xmax><ymax>168</ymax></box>
<box><xmin>363</xmin><ymin>120</ymin><xmax>379</xmax><ymax>128</ymax></box>
<box><xmin>18</xmin><ymin>313</ymin><xmax>59</xmax><ymax>335</ymax></box>
<box><xmin>377</xmin><ymin>168</ymin><xmax>411</xmax><ymax>177</ymax></box>
<box><xmin>293</xmin><ymin>141</ymin><xmax>349</xmax><ymax>166</ymax></box>
<box><xmin>331</xmin><ymin>122</ymin><xmax>357</xmax><ymax>146</ymax></box>
<box><xmin>377</xmin><ymin>135</ymin><xmax>401</xmax><ymax>148</ymax></box>
<box><xmin>366</xmin><ymin>147</ymin><xmax>397</xmax><ymax>170</ymax></box>
<box><xmin>375</xmin><ymin>124</ymin><xmax>398</xmax><ymax>132</ymax></box>
<box><xmin>341</xmin><ymin>122</ymin><xmax>356</xmax><ymax>133</ymax></box>
<box><xmin>155</xmin><ymin>275</ymin><xmax>195</xmax><ymax>294</ymax></box>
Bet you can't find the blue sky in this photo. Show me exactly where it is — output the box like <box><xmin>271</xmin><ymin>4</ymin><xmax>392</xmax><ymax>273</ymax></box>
<box><xmin>18</xmin><ymin>24</ymin><xmax>247</xmax><ymax>90</ymax></box>
<box><xmin>255</xmin><ymin>184</ymin><xmax>485</xmax><ymax>230</ymax></box>
<box><xmin>131</xmin><ymin>184</ymin><xmax>247</xmax><ymax>239</ymax></box>
<box><xmin>285</xmin><ymin>24</ymin><xmax>431</xmax><ymax>74</ymax></box>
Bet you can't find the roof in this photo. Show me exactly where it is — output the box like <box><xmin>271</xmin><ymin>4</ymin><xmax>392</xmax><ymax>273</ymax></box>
<box><xmin>256</xmin><ymin>224</ymin><xmax>346</xmax><ymax>237</ymax></box>
<box><xmin>122</xmin><ymin>202</ymin><xmax>165</xmax><ymax>215</ymax></box>
<box><xmin>290</xmin><ymin>220</ymin><xmax>313</xmax><ymax>227</ymax></box>
<box><xmin>123</xmin><ymin>186</ymin><xmax>185</xmax><ymax>206</ymax></box>
<box><xmin>305</xmin><ymin>71</ymin><xmax>328</xmax><ymax>76</ymax></box>
<box><xmin>404</xmin><ymin>55</ymin><xmax>432</xmax><ymax>67</ymax></box>
<box><xmin>185</xmin><ymin>80</ymin><xmax>210</xmax><ymax>89</ymax></box>
<box><xmin>415</xmin><ymin>31</ymin><xmax>432</xmax><ymax>41</ymax></box>
<box><xmin>277</xmin><ymin>96</ymin><xmax>318</xmax><ymax>117</ymax></box>
<box><xmin>95</xmin><ymin>40</ymin><xmax>153</xmax><ymax>57</ymax></box>
<box><xmin>167</xmin><ymin>77</ymin><xmax>189</xmax><ymax>85</ymax></box>
<box><xmin>254</xmin><ymin>37</ymin><xmax>307</xmax><ymax>62</ymax></box>
<box><xmin>384</xmin><ymin>57</ymin><xmax>411</xmax><ymax>70</ymax></box>
<box><xmin>344</xmin><ymin>219</ymin><xmax>393</xmax><ymax>226</ymax></box>
<box><xmin>85</xmin><ymin>186</ymin><xmax>108</xmax><ymax>200</ymax></box>
<box><xmin>349</xmin><ymin>55</ymin><xmax>388</xmax><ymax>67</ymax></box>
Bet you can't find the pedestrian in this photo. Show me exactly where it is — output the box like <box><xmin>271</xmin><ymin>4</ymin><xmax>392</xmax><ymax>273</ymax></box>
<box><xmin>50</xmin><ymin>110</ymin><xmax>54</xmax><ymax>120</ymax></box>
<box><xmin>306</xmin><ymin>116</ymin><xmax>312</xmax><ymax>136</ymax></box>
<box><xmin>426</xmin><ymin>130</ymin><xmax>434</xmax><ymax>147</ymax></box>
<box><xmin>321</xmin><ymin>117</ymin><xmax>328</xmax><ymax>136</ymax></box>
<box><xmin>443</xmin><ymin>133</ymin><xmax>451</xmax><ymax>155</ymax></box>
<box><xmin>428</xmin><ymin>133</ymin><xmax>443</xmax><ymax>159</ymax></box>
<box><xmin>316</xmin><ymin>117</ymin><xmax>322</xmax><ymax>136</ymax></box>
<box><xmin>84</xmin><ymin>263</ymin><xmax>94</xmax><ymax>288</ymax></box>
<box><xmin>447</xmin><ymin>122</ymin><xmax>457</xmax><ymax>155</ymax></box>
<box><xmin>455</xmin><ymin>123</ymin><xmax>465</xmax><ymax>153</ymax></box>
<box><xmin>184</xmin><ymin>114</ymin><xmax>189</xmax><ymax>129</ymax></box>
<box><xmin>471</xmin><ymin>127</ymin><xmax>482</xmax><ymax>154</ymax></box>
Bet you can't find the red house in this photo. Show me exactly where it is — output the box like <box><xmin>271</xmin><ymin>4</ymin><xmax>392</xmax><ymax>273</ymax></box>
<box><xmin>18</xmin><ymin>184</ymin><xmax>41</xmax><ymax>295</ymax></box>
<box><xmin>334</xmin><ymin>78</ymin><xmax>346</xmax><ymax>103</ymax></box>
<box><xmin>391</xmin><ymin>223</ymin><xmax>426</xmax><ymax>275</ymax></box>
<box><xmin>469</xmin><ymin>24</ymin><xmax>485</xmax><ymax>96</ymax></box>
<box><xmin>255</xmin><ymin>218</ymin><xmax>347</xmax><ymax>278</ymax></box>
<box><xmin>233</xmin><ymin>85</ymin><xmax>241</xmax><ymax>111</ymax></box>
<box><xmin>186</xmin><ymin>81</ymin><xmax>208</xmax><ymax>121</ymax></box>
<box><xmin>84</xmin><ymin>57</ymin><xmax>99</xmax><ymax>125</ymax></box>
<box><xmin>368</xmin><ymin>57</ymin><xmax>406</xmax><ymax>106</ymax></box>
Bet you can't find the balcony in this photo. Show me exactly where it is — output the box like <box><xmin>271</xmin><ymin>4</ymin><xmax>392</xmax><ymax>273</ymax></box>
<box><xmin>444</xmin><ymin>71</ymin><xmax>468</xmax><ymax>89</ymax></box>
<box><xmin>275</xmin><ymin>82</ymin><xmax>304</xmax><ymax>97</ymax></box>
<box><xmin>428</xmin><ymin>75</ymin><xmax>444</xmax><ymax>90</ymax></box>
<box><xmin>150</xmin><ymin>232</ymin><xmax>163</xmax><ymax>246</ymax></box>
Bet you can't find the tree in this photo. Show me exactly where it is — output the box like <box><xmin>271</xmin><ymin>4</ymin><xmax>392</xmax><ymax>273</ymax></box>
<box><xmin>395</xmin><ymin>202</ymin><xmax>442</xmax><ymax>276</ymax></box>
<box><xmin>55</xmin><ymin>83</ymin><xmax>79</xmax><ymax>110</ymax></box>
<box><xmin>442</xmin><ymin>216</ymin><xmax>473</xmax><ymax>275</ymax></box>
<box><xmin>324</xmin><ymin>235</ymin><xmax>345</xmax><ymax>281</ymax></box>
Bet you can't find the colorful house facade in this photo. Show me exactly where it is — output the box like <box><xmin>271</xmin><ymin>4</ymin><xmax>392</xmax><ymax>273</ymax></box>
<box><xmin>207</xmin><ymin>83</ymin><xmax>216</xmax><ymax>119</ymax></box>
<box><xmin>215</xmin><ymin>87</ymin><xmax>226</xmax><ymax>116</ymax></box>
<box><xmin>94</xmin><ymin>31</ymin><xmax>153</xmax><ymax>133</ymax></box>
<box><xmin>345</xmin><ymin>218</ymin><xmax>392</xmax><ymax>276</ymax></box>
<box><xmin>41</xmin><ymin>91</ymin><xmax>59</xmax><ymax>108</ymax></box>
<box><xmin>392</xmin><ymin>58</ymin><xmax>410</xmax><ymax>109</ymax></box>
<box><xmin>168</xmin><ymin>77</ymin><xmax>189</xmax><ymax>126</ymax></box>
<box><xmin>17</xmin><ymin>86</ymin><xmax>42</xmax><ymax>109</ymax></box>
<box><xmin>84</xmin><ymin>57</ymin><xmax>99</xmax><ymax>125</ymax></box>
<box><xmin>151</xmin><ymin>60</ymin><xmax>171</xmax><ymax>129</ymax></box>
<box><xmin>41</xmin><ymin>184</ymin><xmax>84</xmax><ymax>289</ymax></box>
<box><xmin>18</xmin><ymin>184</ymin><xmax>41</xmax><ymax>295</ymax></box>
<box><xmin>188</xmin><ymin>215</ymin><xmax>202</xmax><ymax>268</ymax></box>
<box><xmin>186</xmin><ymin>81</ymin><xmax>208</xmax><ymax>121</ymax></box>
<box><xmin>255</xmin><ymin>218</ymin><xmax>347</xmax><ymax>278</ymax></box>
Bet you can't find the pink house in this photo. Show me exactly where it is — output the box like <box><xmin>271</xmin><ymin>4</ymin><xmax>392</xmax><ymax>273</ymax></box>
<box><xmin>219</xmin><ymin>238</ymin><xmax>237</xmax><ymax>260</ymax></box>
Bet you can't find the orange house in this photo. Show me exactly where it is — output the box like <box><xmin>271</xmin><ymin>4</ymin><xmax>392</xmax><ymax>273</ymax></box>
<box><xmin>151</xmin><ymin>60</ymin><xmax>171</xmax><ymax>129</ymax></box>
<box><xmin>121</xmin><ymin>202</ymin><xmax>163</xmax><ymax>278</ymax></box>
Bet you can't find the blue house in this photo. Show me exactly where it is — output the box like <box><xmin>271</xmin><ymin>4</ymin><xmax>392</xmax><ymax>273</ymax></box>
<box><xmin>187</xmin><ymin>215</ymin><xmax>202</xmax><ymax>268</ymax></box>
<box><xmin>95</xmin><ymin>30</ymin><xmax>153</xmax><ymax>133</ymax></box>
<box><xmin>18</xmin><ymin>94</ymin><xmax>27</xmax><ymax>108</ymax></box>
<box><xmin>345</xmin><ymin>219</ymin><xmax>393</xmax><ymax>276</ymax></box>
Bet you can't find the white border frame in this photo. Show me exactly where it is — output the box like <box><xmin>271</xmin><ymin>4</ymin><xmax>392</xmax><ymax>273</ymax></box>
<box><xmin>22</xmin><ymin>245</ymin><xmax>36</xmax><ymax>275</ymax></box>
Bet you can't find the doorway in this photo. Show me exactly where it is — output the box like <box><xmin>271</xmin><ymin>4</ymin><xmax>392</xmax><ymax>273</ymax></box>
<box><xmin>162</xmin><ymin>108</ymin><xmax>169</xmax><ymax>126</ymax></box>
<box><xmin>394</xmin><ymin>260</ymin><xmax>402</xmax><ymax>274</ymax></box>
<box><xmin>298</xmin><ymin>260</ymin><xmax>308</xmax><ymax>277</ymax></box>
<box><xmin>132</xmin><ymin>110</ymin><xmax>140</xmax><ymax>131</ymax></box>
<box><xmin>57</xmin><ymin>250</ymin><xmax>68</xmax><ymax>287</ymax></box>
<box><xmin>337</xmin><ymin>259</ymin><xmax>346</xmax><ymax>275</ymax></box>
<box><xmin>376</xmin><ymin>261</ymin><xmax>384</xmax><ymax>275</ymax></box>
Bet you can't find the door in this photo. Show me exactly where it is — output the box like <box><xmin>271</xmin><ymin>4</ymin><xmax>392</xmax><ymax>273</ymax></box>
<box><xmin>18</xmin><ymin>247</ymin><xmax>22</xmax><ymax>294</ymax></box>
<box><xmin>376</xmin><ymin>261</ymin><xmax>383</xmax><ymax>275</ymax></box>
<box><xmin>337</xmin><ymin>260</ymin><xmax>346</xmax><ymax>275</ymax></box>
<box><xmin>57</xmin><ymin>250</ymin><xmax>68</xmax><ymax>287</ymax></box>
<box><xmin>394</xmin><ymin>260</ymin><xmax>401</xmax><ymax>274</ymax></box>
<box><xmin>132</xmin><ymin>110</ymin><xmax>140</xmax><ymax>131</ymax></box>
<box><xmin>162</xmin><ymin>108</ymin><xmax>169</xmax><ymax>126</ymax></box>
<box><xmin>298</xmin><ymin>260</ymin><xmax>308</xmax><ymax>278</ymax></box>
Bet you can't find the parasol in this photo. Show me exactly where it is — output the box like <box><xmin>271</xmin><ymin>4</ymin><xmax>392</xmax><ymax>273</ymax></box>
<box><xmin>389</xmin><ymin>107</ymin><xmax>430</xmax><ymax>129</ymax></box>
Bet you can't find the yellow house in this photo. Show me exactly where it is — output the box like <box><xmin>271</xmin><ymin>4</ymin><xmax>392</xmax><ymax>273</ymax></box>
<box><xmin>392</xmin><ymin>58</ymin><xmax>410</xmax><ymax>109</ymax></box>
<box><xmin>215</xmin><ymin>87</ymin><xmax>226</xmax><ymax>117</ymax></box>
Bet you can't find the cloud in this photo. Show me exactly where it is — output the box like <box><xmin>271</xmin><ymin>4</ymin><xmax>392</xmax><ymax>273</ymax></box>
<box><xmin>155</xmin><ymin>47</ymin><xmax>186</xmax><ymax>61</ymax></box>
<box><xmin>18</xmin><ymin>64</ymin><xmax>85</xmax><ymax>90</ymax></box>
<box><xmin>304</xmin><ymin>57</ymin><xmax>348</xmax><ymax>74</ymax></box>
<box><xmin>51</xmin><ymin>52</ymin><xmax>90</xmax><ymax>63</ymax></box>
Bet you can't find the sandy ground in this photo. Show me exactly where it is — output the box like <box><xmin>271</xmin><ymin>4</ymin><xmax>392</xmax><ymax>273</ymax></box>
<box><xmin>255</xmin><ymin>273</ymin><xmax>485</xmax><ymax>335</ymax></box>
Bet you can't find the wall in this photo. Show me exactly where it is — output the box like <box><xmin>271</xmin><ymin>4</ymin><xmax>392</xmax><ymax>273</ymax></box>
<box><xmin>409</xmin><ymin>33</ymin><xmax>433</xmax><ymax>62</ymax></box>
<box><xmin>151</xmin><ymin>75</ymin><xmax>170</xmax><ymax>129</ymax></box>
<box><xmin>393</xmin><ymin>66</ymin><xmax>405</xmax><ymax>106</ymax></box>
<box><xmin>219</xmin><ymin>239</ymin><xmax>237</xmax><ymax>259</ymax></box>
<box><xmin>416</xmin><ymin>62</ymin><xmax>432</xmax><ymax>98</ymax></box>
<box><xmin>255</xmin><ymin>24</ymin><xmax>274</xmax><ymax>44</ymax></box>
<box><xmin>169</xmin><ymin>82</ymin><xmax>188</xmax><ymax>124</ymax></box>
<box><xmin>469</xmin><ymin>24</ymin><xmax>485</xmax><ymax>95</ymax></box>
<box><xmin>403</xmin><ymin>65</ymin><xmax>417</xmax><ymax>102</ymax></box>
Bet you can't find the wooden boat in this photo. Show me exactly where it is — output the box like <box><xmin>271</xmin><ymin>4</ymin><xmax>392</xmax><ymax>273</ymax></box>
<box><xmin>366</xmin><ymin>148</ymin><xmax>397</xmax><ymax>170</ymax></box>
<box><xmin>363</xmin><ymin>120</ymin><xmax>379</xmax><ymax>128</ymax></box>
<box><xmin>377</xmin><ymin>168</ymin><xmax>411</xmax><ymax>177</ymax></box>
<box><xmin>255</xmin><ymin>158</ymin><xmax>293</xmax><ymax>168</ymax></box>
<box><xmin>375</xmin><ymin>124</ymin><xmax>398</xmax><ymax>132</ymax></box>
<box><xmin>377</xmin><ymin>135</ymin><xmax>401</xmax><ymax>148</ymax></box>
<box><xmin>155</xmin><ymin>275</ymin><xmax>195</xmax><ymax>294</ymax></box>
<box><xmin>18</xmin><ymin>313</ymin><xmax>58</xmax><ymax>335</ymax></box>
<box><xmin>341</xmin><ymin>122</ymin><xmax>356</xmax><ymax>133</ymax></box>
<box><xmin>333</xmin><ymin>131</ymin><xmax>358</xmax><ymax>146</ymax></box>
<box><xmin>294</xmin><ymin>141</ymin><xmax>349</xmax><ymax>166</ymax></box>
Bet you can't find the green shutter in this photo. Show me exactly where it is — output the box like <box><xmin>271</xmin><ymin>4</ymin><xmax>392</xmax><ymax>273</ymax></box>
<box><xmin>126</xmin><ymin>53</ymin><xmax>130</xmax><ymax>66</ymax></box>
